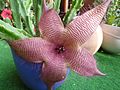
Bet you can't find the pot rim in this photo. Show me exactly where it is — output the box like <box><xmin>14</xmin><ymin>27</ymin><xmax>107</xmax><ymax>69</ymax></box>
<box><xmin>101</xmin><ymin>24</ymin><xmax>120</xmax><ymax>39</ymax></box>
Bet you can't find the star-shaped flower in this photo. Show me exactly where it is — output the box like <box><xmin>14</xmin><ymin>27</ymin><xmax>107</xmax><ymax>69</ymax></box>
<box><xmin>9</xmin><ymin>0</ymin><xmax>111</xmax><ymax>89</ymax></box>
<box><xmin>1</xmin><ymin>9</ymin><xmax>12</xmax><ymax>20</ymax></box>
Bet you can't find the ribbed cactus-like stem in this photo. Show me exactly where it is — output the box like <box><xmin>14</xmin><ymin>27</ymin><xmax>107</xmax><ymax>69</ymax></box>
<box><xmin>63</xmin><ymin>0</ymin><xmax>84</xmax><ymax>25</ymax></box>
<box><xmin>0</xmin><ymin>20</ymin><xmax>32</xmax><ymax>40</ymax></box>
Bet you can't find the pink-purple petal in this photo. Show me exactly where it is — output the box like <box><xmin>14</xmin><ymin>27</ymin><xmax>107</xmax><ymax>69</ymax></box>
<box><xmin>64</xmin><ymin>48</ymin><xmax>105</xmax><ymax>76</ymax></box>
<box><xmin>43</xmin><ymin>0</ymin><xmax>49</xmax><ymax>12</ymax></box>
<box><xmin>39</xmin><ymin>1</ymin><xmax>65</xmax><ymax>44</ymax></box>
<box><xmin>41</xmin><ymin>56</ymin><xmax>67</xmax><ymax>89</ymax></box>
<box><xmin>65</xmin><ymin>0</ymin><xmax>111</xmax><ymax>46</ymax></box>
<box><xmin>9</xmin><ymin>38</ymin><xmax>55</xmax><ymax>63</ymax></box>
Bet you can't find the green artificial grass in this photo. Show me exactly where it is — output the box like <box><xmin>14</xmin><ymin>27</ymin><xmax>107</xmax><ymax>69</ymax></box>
<box><xmin>0</xmin><ymin>40</ymin><xmax>120</xmax><ymax>90</ymax></box>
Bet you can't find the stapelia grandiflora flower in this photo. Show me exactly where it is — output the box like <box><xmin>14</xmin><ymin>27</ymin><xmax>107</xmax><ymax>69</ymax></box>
<box><xmin>1</xmin><ymin>9</ymin><xmax>12</xmax><ymax>20</ymax></box>
<box><xmin>9</xmin><ymin>0</ymin><xmax>111</xmax><ymax>89</ymax></box>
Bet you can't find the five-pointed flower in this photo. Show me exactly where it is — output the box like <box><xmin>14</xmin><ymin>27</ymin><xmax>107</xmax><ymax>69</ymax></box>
<box><xmin>9</xmin><ymin>0</ymin><xmax>111</xmax><ymax>89</ymax></box>
<box><xmin>1</xmin><ymin>9</ymin><xmax>12</xmax><ymax>20</ymax></box>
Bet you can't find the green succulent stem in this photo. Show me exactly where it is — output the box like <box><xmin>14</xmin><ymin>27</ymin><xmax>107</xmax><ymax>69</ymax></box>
<box><xmin>53</xmin><ymin>0</ymin><xmax>61</xmax><ymax>13</ymax></box>
<box><xmin>63</xmin><ymin>0</ymin><xmax>84</xmax><ymax>25</ymax></box>
<box><xmin>0</xmin><ymin>20</ymin><xmax>32</xmax><ymax>41</ymax></box>
<box><xmin>33</xmin><ymin>0</ymin><xmax>43</xmax><ymax>37</ymax></box>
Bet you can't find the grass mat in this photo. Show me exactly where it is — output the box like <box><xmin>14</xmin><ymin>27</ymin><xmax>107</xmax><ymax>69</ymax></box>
<box><xmin>0</xmin><ymin>40</ymin><xmax>120</xmax><ymax>90</ymax></box>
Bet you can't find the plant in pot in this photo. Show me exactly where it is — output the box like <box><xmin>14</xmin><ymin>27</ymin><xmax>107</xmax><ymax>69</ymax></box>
<box><xmin>0</xmin><ymin>0</ymin><xmax>111</xmax><ymax>90</ymax></box>
<box><xmin>101</xmin><ymin>0</ymin><xmax>120</xmax><ymax>54</ymax></box>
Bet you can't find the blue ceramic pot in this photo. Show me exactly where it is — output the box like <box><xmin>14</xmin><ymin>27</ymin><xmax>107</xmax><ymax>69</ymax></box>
<box><xmin>11</xmin><ymin>50</ymin><xmax>70</xmax><ymax>90</ymax></box>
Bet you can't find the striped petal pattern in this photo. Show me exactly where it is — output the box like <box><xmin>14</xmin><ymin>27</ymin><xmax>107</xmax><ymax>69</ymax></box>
<box><xmin>39</xmin><ymin>5</ymin><xmax>65</xmax><ymax>44</ymax></box>
<box><xmin>64</xmin><ymin>48</ymin><xmax>105</xmax><ymax>76</ymax></box>
<box><xmin>41</xmin><ymin>57</ymin><xmax>67</xmax><ymax>89</ymax></box>
<box><xmin>65</xmin><ymin>0</ymin><xmax>111</xmax><ymax>46</ymax></box>
<box><xmin>9</xmin><ymin>38</ymin><xmax>55</xmax><ymax>63</ymax></box>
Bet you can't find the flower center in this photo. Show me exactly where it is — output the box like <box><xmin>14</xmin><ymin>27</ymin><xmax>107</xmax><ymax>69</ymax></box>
<box><xmin>55</xmin><ymin>45</ymin><xmax>65</xmax><ymax>54</ymax></box>
<box><xmin>6</xmin><ymin>13</ymin><xmax>10</xmax><ymax>16</ymax></box>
